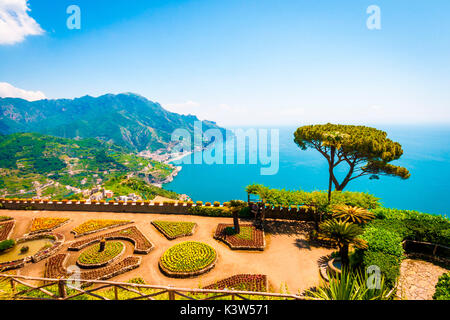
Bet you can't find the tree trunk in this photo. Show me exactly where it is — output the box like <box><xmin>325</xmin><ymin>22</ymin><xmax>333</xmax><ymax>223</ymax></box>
<box><xmin>233</xmin><ymin>210</ymin><xmax>240</xmax><ymax>234</ymax></box>
<box><xmin>340</xmin><ymin>244</ymin><xmax>349</xmax><ymax>266</ymax></box>
<box><xmin>328</xmin><ymin>147</ymin><xmax>336</xmax><ymax>203</ymax></box>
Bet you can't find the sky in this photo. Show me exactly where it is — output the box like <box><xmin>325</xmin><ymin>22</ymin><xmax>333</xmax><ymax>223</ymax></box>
<box><xmin>0</xmin><ymin>0</ymin><xmax>449</xmax><ymax>127</ymax></box>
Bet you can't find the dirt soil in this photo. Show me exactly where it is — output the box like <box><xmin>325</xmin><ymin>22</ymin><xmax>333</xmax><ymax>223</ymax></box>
<box><xmin>2</xmin><ymin>209</ymin><xmax>333</xmax><ymax>294</ymax></box>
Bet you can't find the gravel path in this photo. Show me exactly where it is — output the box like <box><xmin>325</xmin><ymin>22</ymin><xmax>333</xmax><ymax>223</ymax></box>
<box><xmin>397</xmin><ymin>258</ymin><xmax>449</xmax><ymax>300</ymax></box>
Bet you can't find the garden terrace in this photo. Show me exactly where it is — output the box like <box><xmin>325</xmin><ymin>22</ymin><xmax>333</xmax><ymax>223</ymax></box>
<box><xmin>151</xmin><ymin>221</ymin><xmax>197</xmax><ymax>240</ymax></box>
<box><xmin>28</xmin><ymin>217</ymin><xmax>70</xmax><ymax>234</ymax></box>
<box><xmin>77</xmin><ymin>241</ymin><xmax>125</xmax><ymax>268</ymax></box>
<box><xmin>204</xmin><ymin>274</ymin><xmax>268</xmax><ymax>292</ymax></box>
<box><xmin>71</xmin><ymin>219</ymin><xmax>133</xmax><ymax>237</ymax></box>
<box><xmin>68</xmin><ymin>226</ymin><xmax>154</xmax><ymax>254</ymax></box>
<box><xmin>159</xmin><ymin>241</ymin><xmax>217</xmax><ymax>278</ymax></box>
<box><xmin>214</xmin><ymin>224</ymin><xmax>265</xmax><ymax>251</ymax></box>
<box><xmin>0</xmin><ymin>221</ymin><xmax>15</xmax><ymax>241</ymax></box>
<box><xmin>45</xmin><ymin>253</ymin><xmax>142</xmax><ymax>286</ymax></box>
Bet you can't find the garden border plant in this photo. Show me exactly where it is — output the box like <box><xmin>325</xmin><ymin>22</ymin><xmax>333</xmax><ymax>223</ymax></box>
<box><xmin>77</xmin><ymin>240</ymin><xmax>126</xmax><ymax>269</ymax></box>
<box><xmin>151</xmin><ymin>220</ymin><xmax>197</xmax><ymax>240</ymax></box>
<box><xmin>71</xmin><ymin>219</ymin><xmax>133</xmax><ymax>238</ymax></box>
<box><xmin>69</xmin><ymin>226</ymin><xmax>154</xmax><ymax>254</ymax></box>
<box><xmin>214</xmin><ymin>224</ymin><xmax>265</xmax><ymax>251</ymax></box>
<box><xmin>204</xmin><ymin>274</ymin><xmax>268</xmax><ymax>292</ymax></box>
<box><xmin>28</xmin><ymin>217</ymin><xmax>70</xmax><ymax>235</ymax></box>
<box><xmin>159</xmin><ymin>241</ymin><xmax>217</xmax><ymax>278</ymax></box>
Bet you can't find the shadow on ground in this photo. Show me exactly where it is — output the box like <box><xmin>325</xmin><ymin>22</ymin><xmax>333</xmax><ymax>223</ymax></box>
<box><xmin>263</xmin><ymin>220</ymin><xmax>314</xmax><ymax>236</ymax></box>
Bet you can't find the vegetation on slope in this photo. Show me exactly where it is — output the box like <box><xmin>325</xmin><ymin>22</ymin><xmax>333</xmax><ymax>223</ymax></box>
<box><xmin>0</xmin><ymin>132</ymin><xmax>175</xmax><ymax>198</ymax></box>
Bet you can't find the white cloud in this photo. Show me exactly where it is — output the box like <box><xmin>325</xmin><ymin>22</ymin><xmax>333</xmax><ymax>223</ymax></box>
<box><xmin>0</xmin><ymin>0</ymin><xmax>44</xmax><ymax>45</ymax></box>
<box><xmin>0</xmin><ymin>82</ymin><xmax>46</xmax><ymax>101</ymax></box>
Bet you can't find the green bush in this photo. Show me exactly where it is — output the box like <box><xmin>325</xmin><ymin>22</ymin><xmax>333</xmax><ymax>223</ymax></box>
<box><xmin>0</xmin><ymin>239</ymin><xmax>15</xmax><ymax>252</ymax></box>
<box><xmin>362</xmin><ymin>250</ymin><xmax>401</xmax><ymax>287</ymax></box>
<box><xmin>246</xmin><ymin>184</ymin><xmax>380</xmax><ymax>212</ymax></box>
<box><xmin>361</xmin><ymin>227</ymin><xmax>404</xmax><ymax>258</ymax></box>
<box><xmin>187</xmin><ymin>206</ymin><xmax>250</xmax><ymax>218</ymax></box>
<box><xmin>188</xmin><ymin>206</ymin><xmax>229</xmax><ymax>217</ymax></box>
<box><xmin>370</xmin><ymin>207</ymin><xmax>450</xmax><ymax>246</ymax></box>
<box><xmin>433</xmin><ymin>272</ymin><xmax>450</xmax><ymax>300</ymax></box>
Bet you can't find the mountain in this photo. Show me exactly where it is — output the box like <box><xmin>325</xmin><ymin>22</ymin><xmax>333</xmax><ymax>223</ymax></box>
<box><xmin>0</xmin><ymin>132</ymin><xmax>177</xmax><ymax>199</ymax></box>
<box><xmin>0</xmin><ymin>93</ymin><xmax>223</xmax><ymax>152</ymax></box>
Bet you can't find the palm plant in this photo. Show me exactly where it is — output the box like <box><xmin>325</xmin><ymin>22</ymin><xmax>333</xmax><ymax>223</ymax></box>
<box><xmin>318</xmin><ymin>219</ymin><xmax>367</xmax><ymax>265</ymax></box>
<box><xmin>332</xmin><ymin>205</ymin><xmax>375</xmax><ymax>224</ymax></box>
<box><xmin>305</xmin><ymin>268</ymin><xmax>394</xmax><ymax>300</ymax></box>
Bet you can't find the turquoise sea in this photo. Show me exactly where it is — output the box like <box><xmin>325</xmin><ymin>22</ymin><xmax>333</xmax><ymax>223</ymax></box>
<box><xmin>166</xmin><ymin>125</ymin><xmax>450</xmax><ymax>217</ymax></box>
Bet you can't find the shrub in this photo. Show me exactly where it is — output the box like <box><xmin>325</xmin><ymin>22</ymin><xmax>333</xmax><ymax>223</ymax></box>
<box><xmin>196</xmin><ymin>201</ymin><xmax>203</xmax><ymax>206</ymax></box>
<box><xmin>0</xmin><ymin>239</ymin><xmax>15</xmax><ymax>252</ymax></box>
<box><xmin>188</xmin><ymin>206</ymin><xmax>229</xmax><ymax>217</ymax></box>
<box><xmin>362</xmin><ymin>251</ymin><xmax>401</xmax><ymax>287</ymax></box>
<box><xmin>370</xmin><ymin>207</ymin><xmax>450</xmax><ymax>246</ymax></box>
<box><xmin>205</xmin><ymin>202</ymin><xmax>212</xmax><ymax>207</ymax></box>
<box><xmin>246</xmin><ymin>184</ymin><xmax>381</xmax><ymax>211</ymax></box>
<box><xmin>213</xmin><ymin>202</ymin><xmax>221</xmax><ymax>207</ymax></box>
<box><xmin>433</xmin><ymin>272</ymin><xmax>450</xmax><ymax>300</ymax></box>
<box><xmin>360</xmin><ymin>227</ymin><xmax>404</xmax><ymax>258</ymax></box>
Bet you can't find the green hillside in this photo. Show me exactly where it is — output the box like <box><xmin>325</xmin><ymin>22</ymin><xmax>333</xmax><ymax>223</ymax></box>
<box><xmin>0</xmin><ymin>132</ymin><xmax>177</xmax><ymax>199</ymax></box>
<box><xmin>0</xmin><ymin>93</ymin><xmax>225</xmax><ymax>152</ymax></box>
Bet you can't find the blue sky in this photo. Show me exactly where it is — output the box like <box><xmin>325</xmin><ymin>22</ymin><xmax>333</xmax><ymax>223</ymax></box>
<box><xmin>0</xmin><ymin>0</ymin><xmax>449</xmax><ymax>126</ymax></box>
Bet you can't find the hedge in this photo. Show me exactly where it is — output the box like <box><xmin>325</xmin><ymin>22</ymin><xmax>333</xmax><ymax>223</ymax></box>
<box><xmin>362</xmin><ymin>250</ymin><xmax>402</xmax><ymax>287</ymax></box>
<box><xmin>0</xmin><ymin>239</ymin><xmax>15</xmax><ymax>252</ymax></box>
<box><xmin>371</xmin><ymin>208</ymin><xmax>450</xmax><ymax>246</ymax></box>
<box><xmin>246</xmin><ymin>184</ymin><xmax>380</xmax><ymax>211</ymax></box>
<box><xmin>359</xmin><ymin>207</ymin><xmax>450</xmax><ymax>288</ymax></box>
<box><xmin>187</xmin><ymin>206</ymin><xmax>250</xmax><ymax>218</ymax></box>
<box><xmin>360</xmin><ymin>227</ymin><xmax>404</xmax><ymax>258</ymax></box>
<box><xmin>433</xmin><ymin>272</ymin><xmax>450</xmax><ymax>300</ymax></box>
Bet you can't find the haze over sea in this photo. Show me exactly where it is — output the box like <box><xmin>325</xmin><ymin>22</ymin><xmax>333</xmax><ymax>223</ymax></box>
<box><xmin>167</xmin><ymin>125</ymin><xmax>450</xmax><ymax>217</ymax></box>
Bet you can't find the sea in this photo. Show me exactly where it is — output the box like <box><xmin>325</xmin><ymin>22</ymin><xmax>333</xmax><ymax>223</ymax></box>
<box><xmin>166</xmin><ymin>125</ymin><xmax>450</xmax><ymax>217</ymax></box>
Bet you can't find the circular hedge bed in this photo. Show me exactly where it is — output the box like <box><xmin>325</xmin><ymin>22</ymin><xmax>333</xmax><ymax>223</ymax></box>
<box><xmin>159</xmin><ymin>241</ymin><xmax>217</xmax><ymax>278</ymax></box>
<box><xmin>77</xmin><ymin>241</ymin><xmax>125</xmax><ymax>268</ymax></box>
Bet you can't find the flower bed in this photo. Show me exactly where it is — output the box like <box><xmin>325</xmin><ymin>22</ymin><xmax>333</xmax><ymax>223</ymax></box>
<box><xmin>45</xmin><ymin>253</ymin><xmax>142</xmax><ymax>287</ymax></box>
<box><xmin>28</xmin><ymin>217</ymin><xmax>70</xmax><ymax>234</ymax></box>
<box><xmin>71</xmin><ymin>219</ymin><xmax>133</xmax><ymax>238</ymax></box>
<box><xmin>151</xmin><ymin>220</ymin><xmax>197</xmax><ymax>240</ymax></box>
<box><xmin>214</xmin><ymin>224</ymin><xmax>265</xmax><ymax>251</ymax></box>
<box><xmin>204</xmin><ymin>274</ymin><xmax>268</xmax><ymax>292</ymax></box>
<box><xmin>77</xmin><ymin>241</ymin><xmax>125</xmax><ymax>269</ymax></box>
<box><xmin>159</xmin><ymin>241</ymin><xmax>217</xmax><ymax>278</ymax></box>
<box><xmin>0</xmin><ymin>216</ymin><xmax>13</xmax><ymax>222</ymax></box>
<box><xmin>68</xmin><ymin>226</ymin><xmax>153</xmax><ymax>254</ymax></box>
<box><xmin>0</xmin><ymin>221</ymin><xmax>15</xmax><ymax>241</ymax></box>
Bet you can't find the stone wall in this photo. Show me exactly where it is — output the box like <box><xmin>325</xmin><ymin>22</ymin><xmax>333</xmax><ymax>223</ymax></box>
<box><xmin>0</xmin><ymin>199</ymin><xmax>316</xmax><ymax>221</ymax></box>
